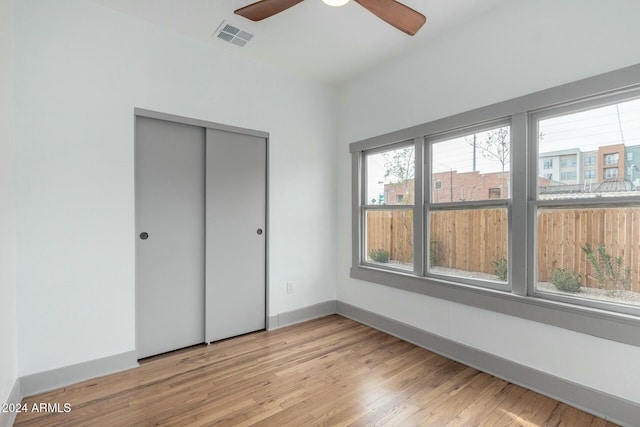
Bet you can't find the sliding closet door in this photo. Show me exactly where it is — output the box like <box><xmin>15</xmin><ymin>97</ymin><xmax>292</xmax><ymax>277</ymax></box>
<box><xmin>206</xmin><ymin>129</ymin><xmax>266</xmax><ymax>343</ymax></box>
<box><xmin>135</xmin><ymin>116</ymin><xmax>205</xmax><ymax>358</ymax></box>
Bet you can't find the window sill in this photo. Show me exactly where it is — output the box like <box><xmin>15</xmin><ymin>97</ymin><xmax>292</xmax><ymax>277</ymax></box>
<box><xmin>350</xmin><ymin>264</ymin><xmax>640</xmax><ymax>347</ymax></box>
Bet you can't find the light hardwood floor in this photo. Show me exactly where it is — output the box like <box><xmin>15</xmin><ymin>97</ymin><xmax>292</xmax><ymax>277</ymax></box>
<box><xmin>15</xmin><ymin>315</ymin><xmax>617</xmax><ymax>426</ymax></box>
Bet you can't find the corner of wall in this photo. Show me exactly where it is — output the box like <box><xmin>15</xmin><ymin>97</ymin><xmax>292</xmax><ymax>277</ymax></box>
<box><xmin>0</xmin><ymin>0</ymin><xmax>19</xmax><ymax>416</ymax></box>
<box><xmin>0</xmin><ymin>379</ymin><xmax>21</xmax><ymax>427</ymax></box>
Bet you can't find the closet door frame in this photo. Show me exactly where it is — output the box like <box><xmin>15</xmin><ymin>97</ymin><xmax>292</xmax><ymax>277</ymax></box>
<box><xmin>134</xmin><ymin>108</ymin><xmax>270</xmax><ymax>352</ymax></box>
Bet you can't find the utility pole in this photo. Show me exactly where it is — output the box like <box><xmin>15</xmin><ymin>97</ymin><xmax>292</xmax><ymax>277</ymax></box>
<box><xmin>616</xmin><ymin>104</ymin><xmax>626</xmax><ymax>144</ymax></box>
<box><xmin>450</xmin><ymin>169</ymin><xmax>453</xmax><ymax>202</ymax></box>
<box><xmin>472</xmin><ymin>134</ymin><xmax>477</xmax><ymax>171</ymax></box>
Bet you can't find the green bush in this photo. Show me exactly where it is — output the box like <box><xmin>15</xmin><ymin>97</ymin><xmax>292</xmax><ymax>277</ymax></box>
<box><xmin>582</xmin><ymin>243</ymin><xmax>632</xmax><ymax>294</ymax></box>
<box><xmin>491</xmin><ymin>258</ymin><xmax>508</xmax><ymax>281</ymax></box>
<box><xmin>551</xmin><ymin>268</ymin><xmax>581</xmax><ymax>293</ymax></box>
<box><xmin>429</xmin><ymin>239</ymin><xmax>440</xmax><ymax>267</ymax></box>
<box><xmin>369</xmin><ymin>248</ymin><xmax>390</xmax><ymax>263</ymax></box>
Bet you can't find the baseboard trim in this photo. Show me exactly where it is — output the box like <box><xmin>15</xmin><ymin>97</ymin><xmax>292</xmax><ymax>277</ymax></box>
<box><xmin>268</xmin><ymin>300</ymin><xmax>337</xmax><ymax>330</ymax></box>
<box><xmin>20</xmin><ymin>351</ymin><xmax>138</xmax><ymax>399</ymax></box>
<box><xmin>0</xmin><ymin>379</ymin><xmax>21</xmax><ymax>427</ymax></box>
<box><xmin>336</xmin><ymin>301</ymin><xmax>640</xmax><ymax>427</ymax></box>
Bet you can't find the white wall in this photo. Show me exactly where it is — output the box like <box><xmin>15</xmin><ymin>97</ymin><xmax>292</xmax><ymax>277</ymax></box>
<box><xmin>337</xmin><ymin>0</ymin><xmax>640</xmax><ymax>403</ymax></box>
<box><xmin>14</xmin><ymin>0</ymin><xmax>337</xmax><ymax>376</ymax></box>
<box><xmin>0</xmin><ymin>0</ymin><xmax>18</xmax><ymax>407</ymax></box>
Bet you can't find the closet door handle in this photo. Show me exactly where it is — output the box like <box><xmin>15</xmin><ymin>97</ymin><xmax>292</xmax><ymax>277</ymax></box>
<box><xmin>257</xmin><ymin>229</ymin><xmax>263</xmax><ymax>235</ymax></box>
<box><xmin>140</xmin><ymin>232</ymin><xmax>149</xmax><ymax>240</ymax></box>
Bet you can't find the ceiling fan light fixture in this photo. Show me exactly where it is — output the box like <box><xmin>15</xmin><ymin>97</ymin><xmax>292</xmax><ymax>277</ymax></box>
<box><xmin>322</xmin><ymin>0</ymin><xmax>349</xmax><ymax>7</ymax></box>
<box><xmin>234</xmin><ymin>0</ymin><xmax>425</xmax><ymax>36</ymax></box>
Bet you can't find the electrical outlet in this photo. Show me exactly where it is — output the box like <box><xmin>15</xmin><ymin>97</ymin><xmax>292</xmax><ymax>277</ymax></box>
<box><xmin>286</xmin><ymin>281</ymin><xmax>294</xmax><ymax>294</ymax></box>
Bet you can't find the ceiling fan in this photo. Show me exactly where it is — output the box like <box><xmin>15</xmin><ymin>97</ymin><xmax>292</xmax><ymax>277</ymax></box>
<box><xmin>234</xmin><ymin>0</ymin><xmax>426</xmax><ymax>36</ymax></box>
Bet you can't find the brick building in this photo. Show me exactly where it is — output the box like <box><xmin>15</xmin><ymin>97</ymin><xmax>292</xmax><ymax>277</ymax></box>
<box><xmin>383</xmin><ymin>171</ymin><xmax>552</xmax><ymax>204</ymax></box>
<box><xmin>430</xmin><ymin>170</ymin><xmax>510</xmax><ymax>202</ymax></box>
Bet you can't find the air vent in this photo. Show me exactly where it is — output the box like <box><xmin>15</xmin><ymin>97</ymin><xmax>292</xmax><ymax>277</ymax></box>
<box><xmin>214</xmin><ymin>21</ymin><xmax>254</xmax><ymax>47</ymax></box>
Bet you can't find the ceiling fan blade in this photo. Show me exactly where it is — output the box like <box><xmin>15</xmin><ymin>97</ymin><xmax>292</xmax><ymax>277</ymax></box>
<box><xmin>354</xmin><ymin>0</ymin><xmax>426</xmax><ymax>36</ymax></box>
<box><xmin>234</xmin><ymin>0</ymin><xmax>305</xmax><ymax>21</ymax></box>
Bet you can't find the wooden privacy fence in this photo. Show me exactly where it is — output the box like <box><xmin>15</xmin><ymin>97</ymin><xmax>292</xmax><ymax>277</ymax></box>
<box><xmin>366</xmin><ymin>210</ymin><xmax>413</xmax><ymax>264</ymax></box>
<box><xmin>537</xmin><ymin>207</ymin><xmax>640</xmax><ymax>292</ymax></box>
<box><xmin>429</xmin><ymin>209</ymin><xmax>508</xmax><ymax>275</ymax></box>
<box><xmin>366</xmin><ymin>208</ymin><xmax>640</xmax><ymax>291</ymax></box>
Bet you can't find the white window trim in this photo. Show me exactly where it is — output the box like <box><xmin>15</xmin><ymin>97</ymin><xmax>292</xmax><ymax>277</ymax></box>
<box><xmin>350</xmin><ymin>63</ymin><xmax>640</xmax><ymax>347</ymax></box>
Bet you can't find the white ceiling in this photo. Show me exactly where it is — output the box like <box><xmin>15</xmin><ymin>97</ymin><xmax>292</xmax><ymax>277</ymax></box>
<box><xmin>93</xmin><ymin>0</ymin><xmax>507</xmax><ymax>85</ymax></box>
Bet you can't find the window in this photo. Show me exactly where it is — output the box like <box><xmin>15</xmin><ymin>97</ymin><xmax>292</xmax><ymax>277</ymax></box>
<box><xmin>488</xmin><ymin>188</ymin><xmax>501</xmax><ymax>198</ymax></box>
<box><xmin>534</xmin><ymin>96</ymin><xmax>640</xmax><ymax>310</ymax></box>
<box><xmin>429</xmin><ymin>124</ymin><xmax>510</xmax><ymax>287</ymax></box>
<box><xmin>628</xmin><ymin>152</ymin><xmax>634</xmax><ymax>161</ymax></box>
<box><xmin>604</xmin><ymin>153</ymin><xmax>619</xmax><ymax>165</ymax></box>
<box><xmin>605</xmin><ymin>167</ymin><xmax>619</xmax><ymax>179</ymax></box>
<box><xmin>351</xmin><ymin>65</ymin><xmax>640</xmax><ymax>347</ymax></box>
<box><xmin>362</xmin><ymin>143</ymin><xmax>414</xmax><ymax>271</ymax></box>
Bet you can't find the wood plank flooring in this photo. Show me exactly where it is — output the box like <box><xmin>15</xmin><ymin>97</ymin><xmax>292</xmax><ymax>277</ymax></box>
<box><xmin>14</xmin><ymin>315</ymin><xmax>617</xmax><ymax>426</ymax></box>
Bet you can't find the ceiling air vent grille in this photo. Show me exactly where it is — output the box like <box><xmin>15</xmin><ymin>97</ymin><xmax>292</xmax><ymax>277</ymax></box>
<box><xmin>214</xmin><ymin>21</ymin><xmax>254</xmax><ymax>47</ymax></box>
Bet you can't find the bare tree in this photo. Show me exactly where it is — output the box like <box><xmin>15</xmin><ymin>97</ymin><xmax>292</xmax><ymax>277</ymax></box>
<box><xmin>478</xmin><ymin>127</ymin><xmax>510</xmax><ymax>173</ymax></box>
<box><xmin>467</xmin><ymin>127</ymin><xmax>510</xmax><ymax>197</ymax></box>
<box><xmin>383</xmin><ymin>146</ymin><xmax>415</xmax><ymax>204</ymax></box>
<box><xmin>383</xmin><ymin>146</ymin><xmax>415</xmax><ymax>183</ymax></box>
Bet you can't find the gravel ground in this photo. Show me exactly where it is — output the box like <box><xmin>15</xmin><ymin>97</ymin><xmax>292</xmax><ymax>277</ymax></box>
<box><xmin>537</xmin><ymin>281</ymin><xmax>640</xmax><ymax>305</ymax></box>
<box><xmin>430</xmin><ymin>266</ymin><xmax>500</xmax><ymax>281</ymax></box>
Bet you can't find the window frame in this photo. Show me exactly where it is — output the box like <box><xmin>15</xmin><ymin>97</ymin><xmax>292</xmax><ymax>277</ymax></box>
<box><xmin>604</xmin><ymin>153</ymin><xmax>619</xmax><ymax>166</ymax></box>
<box><xmin>528</xmin><ymin>90</ymin><xmax>640</xmax><ymax>316</ymax></box>
<box><xmin>604</xmin><ymin>167</ymin><xmax>619</xmax><ymax>179</ymax></box>
<box><xmin>560</xmin><ymin>171</ymin><xmax>577</xmax><ymax>181</ymax></box>
<box><xmin>349</xmin><ymin>63</ymin><xmax>640</xmax><ymax>348</ymax></box>
<box><xmin>424</xmin><ymin>119</ymin><xmax>512</xmax><ymax>291</ymax></box>
<box><xmin>360</xmin><ymin>139</ymin><xmax>422</xmax><ymax>275</ymax></box>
